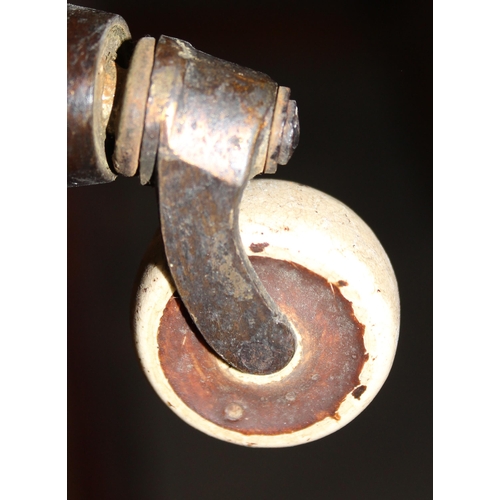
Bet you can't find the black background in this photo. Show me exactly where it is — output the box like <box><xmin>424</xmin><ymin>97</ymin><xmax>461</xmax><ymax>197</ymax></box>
<box><xmin>68</xmin><ymin>1</ymin><xmax>432</xmax><ymax>498</ymax></box>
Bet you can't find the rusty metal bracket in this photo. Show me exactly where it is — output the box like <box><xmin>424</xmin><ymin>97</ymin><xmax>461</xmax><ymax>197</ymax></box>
<box><xmin>67</xmin><ymin>4</ymin><xmax>300</xmax><ymax>375</ymax></box>
<box><xmin>152</xmin><ymin>37</ymin><xmax>298</xmax><ymax>374</ymax></box>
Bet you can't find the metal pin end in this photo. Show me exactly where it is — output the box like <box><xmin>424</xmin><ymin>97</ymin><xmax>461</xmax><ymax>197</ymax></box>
<box><xmin>277</xmin><ymin>100</ymin><xmax>299</xmax><ymax>165</ymax></box>
<box><xmin>264</xmin><ymin>87</ymin><xmax>300</xmax><ymax>174</ymax></box>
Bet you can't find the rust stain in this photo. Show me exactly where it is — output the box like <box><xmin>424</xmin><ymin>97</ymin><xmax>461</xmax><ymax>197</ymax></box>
<box><xmin>157</xmin><ymin>257</ymin><xmax>367</xmax><ymax>435</ymax></box>
<box><xmin>337</xmin><ymin>280</ymin><xmax>348</xmax><ymax>287</ymax></box>
<box><xmin>351</xmin><ymin>385</ymin><xmax>367</xmax><ymax>400</ymax></box>
<box><xmin>249</xmin><ymin>242</ymin><xmax>269</xmax><ymax>253</ymax></box>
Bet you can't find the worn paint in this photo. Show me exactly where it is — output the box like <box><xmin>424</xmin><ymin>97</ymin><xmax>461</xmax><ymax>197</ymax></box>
<box><xmin>249</xmin><ymin>242</ymin><xmax>269</xmax><ymax>253</ymax></box>
<box><xmin>157</xmin><ymin>257</ymin><xmax>367</xmax><ymax>435</ymax></box>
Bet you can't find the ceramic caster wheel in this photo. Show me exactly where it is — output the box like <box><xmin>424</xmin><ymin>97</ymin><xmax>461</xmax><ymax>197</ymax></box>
<box><xmin>133</xmin><ymin>179</ymin><xmax>400</xmax><ymax>447</ymax></box>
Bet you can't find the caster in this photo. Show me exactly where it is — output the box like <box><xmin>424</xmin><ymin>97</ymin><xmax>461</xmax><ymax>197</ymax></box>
<box><xmin>67</xmin><ymin>4</ymin><xmax>400</xmax><ymax>448</ymax></box>
<box><xmin>133</xmin><ymin>179</ymin><xmax>400</xmax><ymax>447</ymax></box>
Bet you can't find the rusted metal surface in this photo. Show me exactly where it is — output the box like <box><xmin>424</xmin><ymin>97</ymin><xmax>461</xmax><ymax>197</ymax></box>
<box><xmin>157</xmin><ymin>257</ymin><xmax>368</xmax><ymax>435</ymax></box>
<box><xmin>67</xmin><ymin>10</ymin><xmax>302</xmax><ymax>372</ymax></box>
<box><xmin>67</xmin><ymin>4</ymin><xmax>130</xmax><ymax>187</ymax></box>
<box><xmin>113</xmin><ymin>37</ymin><xmax>155</xmax><ymax>177</ymax></box>
<box><xmin>155</xmin><ymin>37</ymin><xmax>298</xmax><ymax>374</ymax></box>
<box><xmin>138</xmin><ymin>36</ymin><xmax>188</xmax><ymax>185</ymax></box>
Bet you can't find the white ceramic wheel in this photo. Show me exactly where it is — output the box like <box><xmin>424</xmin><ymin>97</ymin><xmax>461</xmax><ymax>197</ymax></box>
<box><xmin>133</xmin><ymin>179</ymin><xmax>400</xmax><ymax>447</ymax></box>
